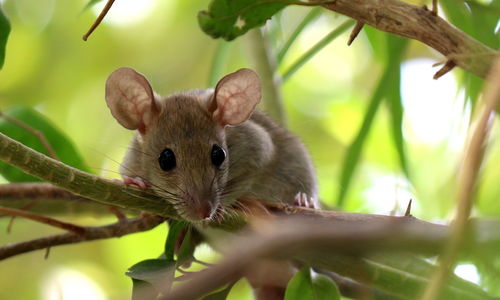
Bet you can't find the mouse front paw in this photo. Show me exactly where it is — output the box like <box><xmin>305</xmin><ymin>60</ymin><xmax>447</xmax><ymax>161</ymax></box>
<box><xmin>293</xmin><ymin>192</ymin><xmax>318</xmax><ymax>209</ymax></box>
<box><xmin>122</xmin><ymin>176</ymin><xmax>150</xmax><ymax>189</ymax></box>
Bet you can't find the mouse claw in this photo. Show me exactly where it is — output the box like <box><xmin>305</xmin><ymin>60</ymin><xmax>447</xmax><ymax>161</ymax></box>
<box><xmin>122</xmin><ymin>176</ymin><xmax>150</xmax><ymax>189</ymax></box>
<box><xmin>294</xmin><ymin>192</ymin><xmax>318</xmax><ymax>209</ymax></box>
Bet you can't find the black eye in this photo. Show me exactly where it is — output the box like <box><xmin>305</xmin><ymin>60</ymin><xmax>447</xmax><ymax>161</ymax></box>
<box><xmin>158</xmin><ymin>148</ymin><xmax>176</xmax><ymax>171</ymax></box>
<box><xmin>211</xmin><ymin>145</ymin><xmax>226</xmax><ymax>167</ymax></box>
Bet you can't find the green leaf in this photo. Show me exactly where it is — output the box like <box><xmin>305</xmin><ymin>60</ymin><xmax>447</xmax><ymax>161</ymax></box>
<box><xmin>126</xmin><ymin>259</ymin><xmax>176</xmax><ymax>293</ymax></box>
<box><xmin>285</xmin><ymin>268</ymin><xmax>340</xmax><ymax>300</ymax></box>
<box><xmin>311</xmin><ymin>274</ymin><xmax>340</xmax><ymax>300</ymax></box>
<box><xmin>0</xmin><ymin>106</ymin><xmax>90</xmax><ymax>182</ymax></box>
<box><xmin>198</xmin><ymin>0</ymin><xmax>290</xmax><ymax>41</ymax></box>
<box><xmin>177</xmin><ymin>228</ymin><xmax>195</xmax><ymax>264</ymax></box>
<box><xmin>131</xmin><ymin>279</ymin><xmax>157</xmax><ymax>300</ymax></box>
<box><xmin>285</xmin><ymin>268</ymin><xmax>314</xmax><ymax>300</ymax></box>
<box><xmin>337</xmin><ymin>33</ymin><xmax>409</xmax><ymax>207</ymax></box>
<box><xmin>164</xmin><ymin>220</ymin><xmax>188</xmax><ymax>261</ymax></box>
<box><xmin>201</xmin><ymin>282</ymin><xmax>237</xmax><ymax>300</ymax></box>
<box><xmin>385</xmin><ymin>36</ymin><xmax>410</xmax><ymax>178</ymax></box>
<box><xmin>0</xmin><ymin>7</ymin><xmax>11</xmax><ymax>69</ymax></box>
<box><xmin>336</xmin><ymin>69</ymin><xmax>388</xmax><ymax>207</ymax></box>
<box><xmin>282</xmin><ymin>19</ymin><xmax>355</xmax><ymax>81</ymax></box>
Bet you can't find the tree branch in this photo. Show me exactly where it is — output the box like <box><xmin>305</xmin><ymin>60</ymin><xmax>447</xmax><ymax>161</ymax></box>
<box><xmin>0</xmin><ymin>183</ymin><xmax>136</xmax><ymax>216</ymax></box>
<box><xmin>160</xmin><ymin>216</ymin><xmax>495</xmax><ymax>300</ymax></box>
<box><xmin>316</xmin><ymin>0</ymin><xmax>496</xmax><ymax>78</ymax></box>
<box><xmin>0</xmin><ymin>214</ymin><xmax>165</xmax><ymax>260</ymax></box>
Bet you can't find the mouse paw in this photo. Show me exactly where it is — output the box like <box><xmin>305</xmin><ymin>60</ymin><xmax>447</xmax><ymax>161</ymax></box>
<box><xmin>294</xmin><ymin>192</ymin><xmax>318</xmax><ymax>209</ymax></box>
<box><xmin>122</xmin><ymin>176</ymin><xmax>150</xmax><ymax>189</ymax></box>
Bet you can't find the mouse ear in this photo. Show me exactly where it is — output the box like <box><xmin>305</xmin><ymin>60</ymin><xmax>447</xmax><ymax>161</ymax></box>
<box><xmin>105</xmin><ymin>67</ymin><xmax>158</xmax><ymax>134</ymax></box>
<box><xmin>209</xmin><ymin>68</ymin><xmax>261</xmax><ymax>126</ymax></box>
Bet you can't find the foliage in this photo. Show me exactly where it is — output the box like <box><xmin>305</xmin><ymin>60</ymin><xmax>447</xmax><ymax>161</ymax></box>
<box><xmin>0</xmin><ymin>0</ymin><xmax>499</xmax><ymax>299</ymax></box>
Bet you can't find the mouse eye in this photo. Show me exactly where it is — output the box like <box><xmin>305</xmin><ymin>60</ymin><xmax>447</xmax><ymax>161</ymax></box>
<box><xmin>158</xmin><ymin>148</ymin><xmax>176</xmax><ymax>171</ymax></box>
<box><xmin>211</xmin><ymin>145</ymin><xmax>226</xmax><ymax>167</ymax></box>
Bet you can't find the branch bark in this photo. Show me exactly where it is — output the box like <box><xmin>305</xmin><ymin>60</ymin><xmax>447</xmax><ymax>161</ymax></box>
<box><xmin>316</xmin><ymin>0</ymin><xmax>496</xmax><ymax>78</ymax></box>
<box><xmin>0</xmin><ymin>214</ymin><xmax>165</xmax><ymax>260</ymax></box>
<box><xmin>160</xmin><ymin>216</ymin><xmax>494</xmax><ymax>300</ymax></box>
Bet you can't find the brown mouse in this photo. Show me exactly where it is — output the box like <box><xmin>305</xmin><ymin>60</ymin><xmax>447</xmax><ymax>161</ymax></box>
<box><xmin>105</xmin><ymin>67</ymin><xmax>318</xmax><ymax>223</ymax></box>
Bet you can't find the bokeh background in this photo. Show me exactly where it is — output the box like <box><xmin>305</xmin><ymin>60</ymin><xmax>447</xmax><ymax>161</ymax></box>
<box><xmin>0</xmin><ymin>0</ymin><xmax>499</xmax><ymax>299</ymax></box>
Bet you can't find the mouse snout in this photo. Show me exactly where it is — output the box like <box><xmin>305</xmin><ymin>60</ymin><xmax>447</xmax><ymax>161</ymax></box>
<box><xmin>184</xmin><ymin>189</ymin><xmax>215</xmax><ymax>221</ymax></box>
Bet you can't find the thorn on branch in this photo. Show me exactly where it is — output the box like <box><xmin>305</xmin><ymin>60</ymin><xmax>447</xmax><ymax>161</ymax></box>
<box><xmin>347</xmin><ymin>21</ymin><xmax>364</xmax><ymax>46</ymax></box>
<box><xmin>432</xmin><ymin>0</ymin><xmax>438</xmax><ymax>16</ymax></box>
<box><xmin>405</xmin><ymin>199</ymin><xmax>413</xmax><ymax>217</ymax></box>
<box><xmin>44</xmin><ymin>247</ymin><xmax>51</xmax><ymax>260</ymax></box>
<box><xmin>82</xmin><ymin>0</ymin><xmax>116</xmax><ymax>41</ymax></box>
<box><xmin>433</xmin><ymin>60</ymin><xmax>456</xmax><ymax>79</ymax></box>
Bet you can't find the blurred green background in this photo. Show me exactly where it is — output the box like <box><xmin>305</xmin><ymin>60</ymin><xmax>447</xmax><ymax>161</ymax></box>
<box><xmin>0</xmin><ymin>0</ymin><xmax>499</xmax><ymax>299</ymax></box>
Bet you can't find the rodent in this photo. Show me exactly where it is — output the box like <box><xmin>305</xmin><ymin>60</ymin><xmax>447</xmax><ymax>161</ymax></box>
<box><xmin>105</xmin><ymin>67</ymin><xmax>318</xmax><ymax>223</ymax></box>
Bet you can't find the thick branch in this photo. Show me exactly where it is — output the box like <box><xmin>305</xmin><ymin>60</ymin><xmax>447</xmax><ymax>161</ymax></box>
<box><xmin>161</xmin><ymin>216</ymin><xmax>494</xmax><ymax>300</ymax></box>
<box><xmin>317</xmin><ymin>0</ymin><xmax>496</xmax><ymax>78</ymax></box>
<box><xmin>0</xmin><ymin>215</ymin><xmax>165</xmax><ymax>260</ymax></box>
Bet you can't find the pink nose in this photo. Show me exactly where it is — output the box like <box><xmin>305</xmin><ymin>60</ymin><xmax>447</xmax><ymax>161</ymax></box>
<box><xmin>191</xmin><ymin>200</ymin><xmax>212</xmax><ymax>221</ymax></box>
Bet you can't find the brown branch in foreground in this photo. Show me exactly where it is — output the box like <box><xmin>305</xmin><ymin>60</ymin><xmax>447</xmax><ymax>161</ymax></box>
<box><xmin>0</xmin><ymin>214</ymin><xmax>165</xmax><ymax>260</ymax></box>
<box><xmin>159</xmin><ymin>216</ymin><xmax>491</xmax><ymax>300</ymax></box>
<box><xmin>82</xmin><ymin>0</ymin><xmax>116</xmax><ymax>41</ymax></box>
<box><xmin>0</xmin><ymin>111</ymin><xmax>59</xmax><ymax>160</ymax></box>
<box><xmin>318</xmin><ymin>0</ymin><xmax>495</xmax><ymax>78</ymax></box>
<box><xmin>421</xmin><ymin>54</ymin><xmax>500</xmax><ymax>300</ymax></box>
<box><xmin>347</xmin><ymin>21</ymin><xmax>364</xmax><ymax>46</ymax></box>
<box><xmin>0</xmin><ymin>206</ymin><xmax>86</xmax><ymax>234</ymax></box>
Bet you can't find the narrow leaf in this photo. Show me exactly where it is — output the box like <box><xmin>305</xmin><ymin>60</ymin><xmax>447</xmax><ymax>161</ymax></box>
<box><xmin>282</xmin><ymin>19</ymin><xmax>355</xmax><ymax>82</ymax></box>
<box><xmin>277</xmin><ymin>7</ymin><xmax>322</xmax><ymax>64</ymax></box>
<box><xmin>164</xmin><ymin>220</ymin><xmax>187</xmax><ymax>261</ymax></box>
<box><xmin>336</xmin><ymin>69</ymin><xmax>389</xmax><ymax>207</ymax></box>
<box><xmin>208</xmin><ymin>41</ymin><xmax>231</xmax><ymax>86</ymax></box>
<box><xmin>385</xmin><ymin>36</ymin><xmax>410</xmax><ymax>178</ymax></box>
<box><xmin>0</xmin><ymin>7</ymin><xmax>11</xmax><ymax>69</ymax></box>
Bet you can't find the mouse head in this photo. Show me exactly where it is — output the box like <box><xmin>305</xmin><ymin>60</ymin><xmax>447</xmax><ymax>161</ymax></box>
<box><xmin>105</xmin><ymin>67</ymin><xmax>261</xmax><ymax>222</ymax></box>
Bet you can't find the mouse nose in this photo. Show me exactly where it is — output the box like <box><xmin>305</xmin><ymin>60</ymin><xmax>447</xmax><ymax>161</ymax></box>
<box><xmin>188</xmin><ymin>198</ymin><xmax>213</xmax><ymax>221</ymax></box>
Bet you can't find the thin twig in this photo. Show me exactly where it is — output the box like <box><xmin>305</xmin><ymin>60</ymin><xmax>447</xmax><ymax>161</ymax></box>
<box><xmin>82</xmin><ymin>0</ymin><xmax>116</xmax><ymax>41</ymax></box>
<box><xmin>0</xmin><ymin>111</ymin><xmax>60</xmax><ymax>160</ymax></box>
<box><xmin>0</xmin><ymin>206</ymin><xmax>86</xmax><ymax>234</ymax></box>
<box><xmin>0</xmin><ymin>214</ymin><xmax>165</xmax><ymax>260</ymax></box>
<box><xmin>421</xmin><ymin>53</ymin><xmax>500</xmax><ymax>300</ymax></box>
